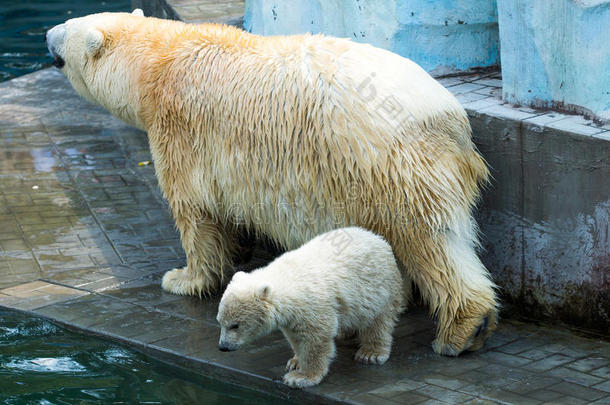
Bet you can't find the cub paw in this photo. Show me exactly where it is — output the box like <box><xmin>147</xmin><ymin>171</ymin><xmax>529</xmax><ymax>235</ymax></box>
<box><xmin>354</xmin><ymin>348</ymin><xmax>390</xmax><ymax>365</ymax></box>
<box><xmin>283</xmin><ymin>371</ymin><xmax>322</xmax><ymax>388</ymax></box>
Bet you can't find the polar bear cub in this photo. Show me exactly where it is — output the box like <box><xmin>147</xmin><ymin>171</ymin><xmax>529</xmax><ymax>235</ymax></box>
<box><xmin>216</xmin><ymin>227</ymin><xmax>405</xmax><ymax>388</ymax></box>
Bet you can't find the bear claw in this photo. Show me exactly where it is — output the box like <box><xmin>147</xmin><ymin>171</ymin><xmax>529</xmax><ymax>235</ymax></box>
<box><xmin>285</xmin><ymin>356</ymin><xmax>299</xmax><ymax>371</ymax></box>
<box><xmin>283</xmin><ymin>371</ymin><xmax>321</xmax><ymax>388</ymax></box>
<box><xmin>354</xmin><ymin>349</ymin><xmax>390</xmax><ymax>365</ymax></box>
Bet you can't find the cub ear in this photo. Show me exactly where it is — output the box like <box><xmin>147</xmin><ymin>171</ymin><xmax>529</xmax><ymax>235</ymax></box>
<box><xmin>231</xmin><ymin>271</ymin><xmax>247</xmax><ymax>282</ymax></box>
<box><xmin>132</xmin><ymin>8</ymin><xmax>144</xmax><ymax>17</ymax></box>
<box><xmin>257</xmin><ymin>284</ymin><xmax>271</xmax><ymax>299</ymax></box>
<box><xmin>85</xmin><ymin>29</ymin><xmax>104</xmax><ymax>56</ymax></box>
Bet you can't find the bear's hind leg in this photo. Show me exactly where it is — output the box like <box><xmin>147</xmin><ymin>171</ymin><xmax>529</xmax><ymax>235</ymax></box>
<box><xmin>162</xmin><ymin>206</ymin><xmax>236</xmax><ymax>297</ymax></box>
<box><xmin>397</xmin><ymin>218</ymin><xmax>498</xmax><ymax>356</ymax></box>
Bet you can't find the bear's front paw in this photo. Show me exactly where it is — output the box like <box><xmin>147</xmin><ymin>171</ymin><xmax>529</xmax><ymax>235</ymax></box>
<box><xmin>354</xmin><ymin>348</ymin><xmax>390</xmax><ymax>365</ymax></box>
<box><xmin>283</xmin><ymin>371</ymin><xmax>322</xmax><ymax>388</ymax></box>
<box><xmin>161</xmin><ymin>266</ymin><xmax>218</xmax><ymax>297</ymax></box>
<box><xmin>285</xmin><ymin>355</ymin><xmax>299</xmax><ymax>371</ymax></box>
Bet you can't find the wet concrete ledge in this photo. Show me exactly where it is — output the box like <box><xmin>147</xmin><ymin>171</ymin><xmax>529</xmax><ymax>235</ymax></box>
<box><xmin>139</xmin><ymin>0</ymin><xmax>610</xmax><ymax>335</ymax></box>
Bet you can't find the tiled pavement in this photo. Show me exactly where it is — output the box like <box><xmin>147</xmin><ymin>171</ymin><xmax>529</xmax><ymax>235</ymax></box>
<box><xmin>0</xmin><ymin>68</ymin><xmax>609</xmax><ymax>404</ymax></box>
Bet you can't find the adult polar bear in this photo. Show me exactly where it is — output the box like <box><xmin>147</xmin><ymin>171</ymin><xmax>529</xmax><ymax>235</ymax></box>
<box><xmin>47</xmin><ymin>10</ymin><xmax>498</xmax><ymax>355</ymax></box>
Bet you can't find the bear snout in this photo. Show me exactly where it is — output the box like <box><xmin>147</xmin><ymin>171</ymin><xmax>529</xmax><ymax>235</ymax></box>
<box><xmin>218</xmin><ymin>341</ymin><xmax>237</xmax><ymax>352</ymax></box>
<box><xmin>46</xmin><ymin>24</ymin><xmax>66</xmax><ymax>67</ymax></box>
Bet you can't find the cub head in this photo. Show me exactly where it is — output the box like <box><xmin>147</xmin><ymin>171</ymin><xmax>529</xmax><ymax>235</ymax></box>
<box><xmin>216</xmin><ymin>271</ymin><xmax>276</xmax><ymax>352</ymax></box>
<box><xmin>45</xmin><ymin>9</ymin><xmax>146</xmax><ymax>128</ymax></box>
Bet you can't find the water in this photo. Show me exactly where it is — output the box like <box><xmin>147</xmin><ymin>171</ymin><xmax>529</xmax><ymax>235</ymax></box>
<box><xmin>0</xmin><ymin>0</ymin><xmax>131</xmax><ymax>82</ymax></box>
<box><xmin>0</xmin><ymin>309</ymin><xmax>286</xmax><ymax>404</ymax></box>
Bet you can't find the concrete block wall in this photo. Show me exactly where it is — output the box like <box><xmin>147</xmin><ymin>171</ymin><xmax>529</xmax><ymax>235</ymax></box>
<box><xmin>497</xmin><ymin>0</ymin><xmax>610</xmax><ymax>122</ymax></box>
<box><xmin>244</xmin><ymin>0</ymin><xmax>500</xmax><ymax>76</ymax></box>
<box><xmin>471</xmin><ymin>110</ymin><xmax>609</xmax><ymax>331</ymax></box>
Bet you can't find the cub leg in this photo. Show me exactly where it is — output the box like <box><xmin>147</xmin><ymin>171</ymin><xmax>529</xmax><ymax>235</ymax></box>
<box><xmin>283</xmin><ymin>323</ymin><xmax>336</xmax><ymax>388</ymax></box>
<box><xmin>281</xmin><ymin>328</ymin><xmax>299</xmax><ymax>371</ymax></box>
<box><xmin>355</xmin><ymin>302</ymin><xmax>401</xmax><ymax>365</ymax></box>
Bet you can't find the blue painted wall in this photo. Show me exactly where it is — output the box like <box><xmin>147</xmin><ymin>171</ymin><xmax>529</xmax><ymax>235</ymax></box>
<box><xmin>498</xmin><ymin>0</ymin><xmax>610</xmax><ymax>121</ymax></box>
<box><xmin>244</xmin><ymin>0</ymin><xmax>500</xmax><ymax>76</ymax></box>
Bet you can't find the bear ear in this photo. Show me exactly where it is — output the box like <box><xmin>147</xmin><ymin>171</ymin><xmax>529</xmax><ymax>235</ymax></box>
<box><xmin>232</xmin><ymin>271</ymin><xmax>247</xmax><ymax>282</ymax></box>
<box><xmin>132</xmin><ymin>8</ymin><xmax>144</xmax><ymax>17</ymax></box>
<box><xmin>257</xmin><ymin>284</ymin><xmax>271</xmax><ymax>299</ymax></box>
<box><xmin>85</xmin><ymin>29</ymin><xmax>104</xmax><ymax>56</ymax></box>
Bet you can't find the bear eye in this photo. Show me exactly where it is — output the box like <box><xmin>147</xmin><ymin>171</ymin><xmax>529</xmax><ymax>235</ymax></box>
<box><xmin>228</xmin><ymin>323</ymin><xmax>239</xmax><ymax>330</ymax></box>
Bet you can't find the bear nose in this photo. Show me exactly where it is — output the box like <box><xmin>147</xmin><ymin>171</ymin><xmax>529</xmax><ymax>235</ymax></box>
<box><xmin>219</xmin><ymin>345</ymin><xmax>230</xmax><ymax>352</ymax></box>
<box><xmin>46</xmin><ymin>24</ymin><xmax>65</xmax><ymax>57</ymax></box>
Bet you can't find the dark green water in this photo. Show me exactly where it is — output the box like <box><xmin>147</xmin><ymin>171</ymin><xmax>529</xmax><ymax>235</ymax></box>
<box><xmin>0</xmin><ymin>0</ymin><xmax>131</xmax><ymax>82</ymax></box>
<box><xmin>0</xmin><ymin>309</ymin><xmax>285</xmax><ymax>404</ymax></box>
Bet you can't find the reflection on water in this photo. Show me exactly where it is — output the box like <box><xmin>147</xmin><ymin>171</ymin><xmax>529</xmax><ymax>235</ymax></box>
<box><xmin>0</xmin><ymin>309</ymin><xmax>286</xmax><ymax>404</ymax></box>
<box><xmin>5</xmin><ymin>357</ymin><xmax>87</xmax><ymax>373</ymax></box>
<box><xmin>0</xmin><ymin>0</ymin><xmax>130</xmax><ymax>82</ymax></box>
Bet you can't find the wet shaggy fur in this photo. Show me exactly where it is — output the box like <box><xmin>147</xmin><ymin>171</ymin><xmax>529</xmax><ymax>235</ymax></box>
<box><xmin>46</xmin><ymin>11</ymin><xmax>498</xmax><ymax>356</ymax></box>
<box><xmin>217</xmin><ymin>227</ymin><xmax>405</xmax><ymax>388</ymax></box>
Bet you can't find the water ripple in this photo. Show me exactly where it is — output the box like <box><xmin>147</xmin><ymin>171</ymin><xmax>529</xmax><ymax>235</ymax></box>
<box><xmin>4</xmin><ymin>357</ymin><xmax>87</xmax><ymax>373</ymax></box>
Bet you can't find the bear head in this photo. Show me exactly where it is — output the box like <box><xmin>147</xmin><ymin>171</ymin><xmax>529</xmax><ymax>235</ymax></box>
<box><xmin>45</xmin><ymin>9</ymin><xmax>146</xmax><ymax>128</ymax></box>
<box><xmin>216</xmin><ymin>271</ymin><xmax>276</xmax><ymax>352</ymax></box>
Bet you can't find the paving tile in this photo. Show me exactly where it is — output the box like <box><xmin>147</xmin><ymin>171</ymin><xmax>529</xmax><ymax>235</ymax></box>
<box><xmin>497</xmin><ymin>339</ymin><xmax>542</xmax><ymax>355</ymax></box>
<box><xmin>548</xmin><ymin>366</ymin><xmax>605</xmax><ymax>387</ymax></box>
<box><xmin>100</xmin><ymin>281</ymin><xmax>185</xmax><ymax>308</ymax></box>
<box><xmin>526</xmin><ymin>388</ymin><xmax>565</xmax><ymax>402</ymax></box>
<box><xmin>472</xmin><ymin>78</ymin><xmax>502</xmax><ymax>88</ymax></box>
<box><xmin>368</xmin><ymin>378</ymin><xmax>428</xmax><ymax>398</ymax></box>
<box><xmin>503</xmin><ymin>376</ymin><xmax>561</xmax><ymax>395</ymax></box>
<box><xmin>386</xmin><ymin>391</ymin><xmax>431</xmax><ymax>404</ymax></box>
<box><xmin>448</xmin><ymin>82</ymin><xmax>487</xmax><ymax>95</ymax></box>
<box><xmin>592</xmin><ymin>367</ymin><xmax>610</xmax><ymax>379</ymax></box>
<box><xmin>568</xmin><ymin>357</ymin><xmax>609</xmax><ymax>373</ymax></box>
<box><xmin>480</xmin><ymin>351</ymin><xmax>533</xmax><ymax>367</ymax></box>
<box><xmin>36</xmin><ymin>293</ymin><xmax>139</xmax><ymax>327</ymax></box>
<box><xmin>593</xmin><ymin>380</ymin><xmax>610</xmax><ymax>394</ymax></box>
<box><xmin>462</xmin><ymin>97</ymin><xmax>505</xmax><ymax>112</ymax></box>
<box><xmin>459</xmin><ymin>385</ymin><xmax>542</xmax><ymax>405</ymax></box>
<box><xmin>523</xmin><ymin>112</ymin><xmax>572</xmax><ymax>127</ymax></box>
<box><xmin>592</xmin><ymin>131</ymin><xmax>610</xmax><ymax>141</ymax></box>
<box><xmin>588</xmin><ymin>396</ymin><xmax>610</xmax><ymax>405</ymax></box>
<box><xmin>347</xmin><ymin>393</ymin><xmax>402</xmax><ymax>405</ymax></box>
<box><xmin>524</xmin><ymin>354</ymin><xmax>575</xmax><ymax>372</ymax></box>
<box><xmin>460</xmin><ymin>398</ymin><xmax>500</xmax><ymax>405</ymax></box>
<box><xmin>548</xmin><ymin>381</ymin><xmax>607</xmax><ymax>401</ymax></box>
<box><xmin>438</xmin><ymin>77</ymin><xmax>466</xmax><ymax>88</ymax></box>
<box><xmin>545</xmin><ymin>115</ymin><xmax>606</xmax><ymax>136</ymax></box>
<box><xmin>519</xmin><ymin>348</ymin><xmax>552</xmax><ymax>361</ymax></box>
<box><xmin>414</xmin><ymin>384</ymin><xmax>474</xmax><ymax>403</ymax></box>
<box><xmin>456</xmin><ymin>92</ymin><xmax>491</xmax><ymax>105</ymax></box>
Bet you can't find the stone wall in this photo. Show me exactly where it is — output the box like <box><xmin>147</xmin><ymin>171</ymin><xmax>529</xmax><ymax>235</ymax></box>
<box><xmin>472</xmin><ymin>111</ymin><xmax>609</xmax><ymax>332</ymax></box>
<box><xmin>244</xmin><ymin>0</ymin><xmax>500</xmax><ymax>76</ymax></box>
<box><xmin>498</xmin><ymin>0</ymin><xmax>610</xmax><ymax>122</ymax></box>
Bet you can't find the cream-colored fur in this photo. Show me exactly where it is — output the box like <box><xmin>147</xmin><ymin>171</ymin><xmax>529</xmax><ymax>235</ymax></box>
<box><xmin>46</xmin><ymin>11</ymin><xmax>498</xmax><ymax>355</ymax></box>
<box><xmin>217</xmin><ymin>227</ymin><xmax>405</xmax><ymax>388</ymax></box>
